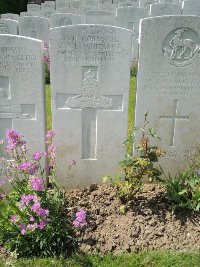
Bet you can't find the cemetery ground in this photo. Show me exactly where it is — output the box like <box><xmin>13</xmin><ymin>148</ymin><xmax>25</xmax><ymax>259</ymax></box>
<box><xmin>1</xmin><ymin>71</ymin><xmax>200</xmax><ymax>266</ymax></box>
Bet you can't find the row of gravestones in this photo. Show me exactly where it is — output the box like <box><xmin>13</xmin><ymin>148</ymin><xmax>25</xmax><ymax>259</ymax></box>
<box><xmin>1</xmin><ymin>0</ymin><xmax>200</xmax><ymax>63</ymax></box>
<box><xmin>0</xmin><ymin>15</ymin><xmax>200</xmax><ymax>188</ymax></box>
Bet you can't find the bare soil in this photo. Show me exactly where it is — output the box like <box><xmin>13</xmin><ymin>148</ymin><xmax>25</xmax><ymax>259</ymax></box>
<box><xmin>66</xmin><ymin>183</ymin><xmax>200</xmax><ymax>255</ymax></box>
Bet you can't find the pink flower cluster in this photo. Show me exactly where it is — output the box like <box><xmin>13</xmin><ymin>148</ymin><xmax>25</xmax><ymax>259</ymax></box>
<box><xmin>73</xmin><ymin>209</ymin><xmax>87</xmax><ymax>228</ymax></box>
<box><xmin>5</xmin><ymin>129</ymin><xmax>26</xmax><ymax>153</ymax></box>
<box><xmin>46</xmin><ymin>130</ymin><xmax>56</xmax><ymax>173</ymax></box>
<box><xmin>44</xmin><ymin>43</ymin><xmax>50</xmax><ymax>70</ymax></box>
<box><xmin>30</xmin><ymin>176</ymin><xmax>44</xmax><ymax>191</ymax></box>
<box><xmin>13</xmin><ymin>194</ymin><xmax>50</xmax><ymax>235</ymax></box>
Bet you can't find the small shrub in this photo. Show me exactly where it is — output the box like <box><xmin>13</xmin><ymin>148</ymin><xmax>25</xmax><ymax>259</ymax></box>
<box><xmin>103</xmin><ymin>113</ymin><xmax>164</xmax><ymax>205</ymax></box>
<box><xmin>157</xmin><ymin>149</ymin><xmax>200</xmax><ymax>212</ymax></box>
<box><xmin>130</xmin><ymin>62</ymin><xmax>138</xmax><ymax>78</ymax></box>
<box><xmin>0</xmin><ymin>130</ymin><xmax>87</xmax><ymax>258</ymax></box>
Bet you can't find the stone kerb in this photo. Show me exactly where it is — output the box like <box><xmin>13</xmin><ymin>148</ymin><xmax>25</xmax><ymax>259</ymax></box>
<box><xmin>50</xmin><ymin>24</ymin><xmax>133</xmax><ymax>187</ymax></box>
<box><xmin>135</xmin><ymin>15</ymin><xmax>200</xmax><ymax>176</ymax></box>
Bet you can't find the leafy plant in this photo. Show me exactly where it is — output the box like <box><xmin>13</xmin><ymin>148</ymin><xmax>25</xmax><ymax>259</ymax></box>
<box><xmin>157</xmin><ymin>149</ymin><xmax>200</xmax><ymax>212</ymax></box>
<box><xmin>103</xmin><ymin>112</ymin><xmax>164</xmax><ymax>204</ymax></box>
<box><xmin>0</xmin><ymin>130</ymin><xmax>86</xmax><ymax>258</ymax></box>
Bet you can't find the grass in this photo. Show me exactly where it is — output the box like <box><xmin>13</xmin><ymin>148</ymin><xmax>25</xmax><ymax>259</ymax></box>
<box><xmin>1</xmin><ymin>251</ymin><xmax>200</xmax><ymax>267</ymax></box>
<box><xmin>45</xmin><ymin>84</ymin><xmax>52</xmax><ymax>130</ymax></box>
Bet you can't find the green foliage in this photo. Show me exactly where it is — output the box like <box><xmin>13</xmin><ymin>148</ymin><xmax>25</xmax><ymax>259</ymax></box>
<box><xmin>157</xmin><ymin>149</ymin><xmax>200</xmax><ymax>212</ymax></box>
<box><xmin>103</xmin><ymin>113</ymin><xmax>164</xmax><ymax>204</ymax></box>
<box><xmin>0</xmin><ymin>0</ymin><xmax>28</xmax><ymax>15</ymax></box>
<box><xmin>130</xmin><ymin>62</ymin><xmax>138</xmax><ymax>78</ymax></box>
<box><xmin>0</xmin><ymin>131</ymin><xmax>77</xmax><ymax>258</ymax></box>
<box><xmin>45</xmin><ymin>64</ymin><xmax>50</xmax><ymax>85</ymax></box>
<box><xmin>1</xmin><ymin>251</ymin><xmax>200</xmax><ymax>267</ymax></box>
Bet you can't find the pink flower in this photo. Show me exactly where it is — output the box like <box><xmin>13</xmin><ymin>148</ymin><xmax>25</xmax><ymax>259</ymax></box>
<box><xmin>19</xmin><ymin>223</ymin><xmax>26</xmax><ymax>235</ymax></box>
<box><xmin>29</xmin><ymin>216</ymin><xmax>35</xmax><ymax>222</ymax></box>
<box><xmin>46</xmin><ymin>130</ymin><xmax>55</xmax><ymax>139</ymax></box>
<box><xmin>11</xmin><ymin>214</ymin><xmax>20</xmax><ymax>223</ymax></box>
<box><xmin>37</xmin><ymin>208</ymin><xmax>49</xmax><ymax>217</ymax></box>
<box><xmin>38</xmin><ymin>219</ymin><xmax>47</xmax><ymax>229</ymax></box>
<box><xmin>33</xmin><ymin>151</ymin><xmax>46</xmax><ymax>161</ymax></box>
<box><xmin>19</xmin><ymin>162</ymin><xmax>31</xmax><ymax>171</ymax></box>
<box><xmin>30</xmin><ymin>176</ymin><xmax>44</xmax><ymax>191</ymax></box>
<box><xmin>31</xmin><ymin>202</ymin><xmax>41</xmax><ymax>212</ymax></box>
<box><xmin>73</xmin><ymin>209</ymin><xmax>87</xmax><ymax>228</ymax></box>
<box><xmin>27</xmin><ymin>223</ymin><xmax>38</xmax><ymax>231</ymax></box>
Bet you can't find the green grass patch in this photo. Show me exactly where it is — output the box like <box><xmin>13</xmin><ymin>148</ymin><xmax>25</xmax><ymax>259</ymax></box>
<box><xmin>45</xmin><ymin>84</ymin><xmax>52</xmax><ymax>130</ymax></box>
<box><xmin>1</xmin><ymin>251</ymin><xmax>200</xmax><ymax>267</ymax></box>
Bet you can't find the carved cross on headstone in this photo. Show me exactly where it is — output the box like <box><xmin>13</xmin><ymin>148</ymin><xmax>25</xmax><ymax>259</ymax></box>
<box><xmin>160</xmin><ymin>100</ymin><xmax>189</xmax><ymax>146</ymax></box>
<box><xmin>56</xmin><ymin>69</ymin><xmax>123</xmax><ymax>159</ymax></box>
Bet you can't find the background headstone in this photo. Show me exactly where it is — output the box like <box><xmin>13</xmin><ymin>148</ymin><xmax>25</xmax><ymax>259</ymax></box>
<box><xmin>0</xmin><ymin>19</ymin><xmax>18</xmax><ymax>35</ymax></box>
<box><xmin>27</xmin><ymin>4</ymin><xmax>41</xmax><ymax>12</ymax></box>
<box><xmin>50</xmin><ymin>13</ymin><xmax>81</xmax><ymax>27</ymax></box>
<box><xmin>135</xmin><ymin>16</ymin><xmax>200</xmax><ymax>176</ymax></box>
<box><xmin>0</xmin><ymin>34</ymin><xmax>46</xmax><ymax>171</ymax></box>
<box><xmin>19</xmin><ymin>16</ymin><xmax>49</xmax><ymax>45</ymax></box>
<box><xmin>50</xmin><ymin>25</ymin><xmax>133</xmax><ymax>187</ymax></box>
<box><xmin>20</xmin><ymin>11</ymin><xmax>40</xmax><ymax>16</ymax></box>
<box><xmin>139</xmin><ymin>0</ymin><xmax>158</xmax><ymax>11</ymax></box>
<box><xmin>1</xmin><ymin>14</ymin><xmax>20</xmax><ymax>21</ymax></box>
<box><xmin>41</xmin><ymin>1</ymin><xmax>56</xmax><ymax>10</ymax></box>
<box><xmin>182</xmin><ymin>0</ymin><xmax>200</xmax><ymax>16</ymax></box>
<box><xmin>84</xmin><ymin>10</ymin><xmax>115</xmax><ymax>25</ymax></box>
<box><xmin>150</xmin><ymin>3</ymin><xmax>182</xmax><ymax>16</ymax></box>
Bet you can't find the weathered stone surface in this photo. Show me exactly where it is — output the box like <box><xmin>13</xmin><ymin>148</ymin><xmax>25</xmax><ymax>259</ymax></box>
<box><xmin>19</xmin><ymin>16</ymin><xmax>49</xmax><ymax>45</ymax></box>
<box><xmin>1</xmin><ymin>14</ymin><xmax>20</xmax><ymax>21</ymax></box>
<box><xmin>182</xmin><ymin>0</ymin><xmax>200</xmax><ymax>16</ymax></box>
<box><xmin>27</xmin><ymin>4</ymin><xmax>41</xmax><ymax>12</ymax></box>
<box><xmin>20</xmin><ymin>11</ymin><xmax>40</xmax><ymax>16</ymax></box>
<box><xmin>41</xmin><ymin>1</ymin><xmax>55</xmax><ymax>10</ymax></box>
<box><xmin>0</xmin><ymin>35</ymin><xmax>46</xmax><ymax>181</ymax></box>
<box><xmin>150</xmin><ymin>3</ymin><xmax>182</xmax><ymax>16</ymax></box>
<box><xmin>160</xmin><ymin>0</ymin><xmax>180</xmax><ymax>3</ymax></box>
<box><xmin>50</xmin><ymin>13</ymin><xmax>81</xmax><ymax>27</ymax></box>
<box><xmin>135</xmin><ymin>16</ymin><xmax>200</xmax><ymax>176</ymax></box>
<box><xmin>139</xmin><ymin>0</ymin><xmax>158</xmax><ymax>11</ymax></box>
<box><xmin>84</xmin><ymin>10</ymin><xmax>115</xmax><ymax>25</ymax></box>
<box><xmin>39</xmin><ymin>10</ymin><xmax>58</xmax><ymax>19</ymax></box>
<box><xmin>50</xmin><ymin>25</ymin><xmax>133</xmax><ymax>187</ymax></box>
<box><xmin>0</xmin><ymin>19</ymin><xmax>18</xmax><ymax>35</ymax></box>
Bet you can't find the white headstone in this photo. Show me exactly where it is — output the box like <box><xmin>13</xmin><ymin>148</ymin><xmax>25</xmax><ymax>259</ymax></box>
<box><xmin>41</xmin><ymin>1</ymin><xmax>56</xmax><ymax>10</ymax></box>
<box><xmin>20</xmin><ymin>11</ymin><xmax>40</xmax><ymax>17</ymax></box>
<box><xmin>39</xmin><ymin>10</ymin><xmax>58</xmax><ymax>19</ymax></box>
<box><xmin>182</xmin><ymin>0</ymin><xmax>200</xmax><ymax>16</ymax></box>
<box><xmin>0</xmin><ymin>34</ymin><xmax>46</xmax><ymax>164</ymax></box>
<box><xmin>98</xmin><ymin>4</ymin><xmax>117</xmax><ymax>12</ymax></box>
<box><xmin>118</xmin><ymin>1</ymin><xmax>138</xmax><ymax>7</ymax></box>
<box><xmin>0</xmin><ymin>19</ymin><xmax>18</xmax><ymax>35</ymax></box>
<box><xmin>57</xmin><ymin>7</ymin><xmax>80</xmax><ymax>14</ymax></box>
<box><xmin>84</xmin><ymin>10</ymin><xmax>115</xmax><ymax>25</ymax></box>
<box><xmin>70</xmin><ymin>0</ymin><xmax>82</xmax><ymax>9</ymax></box>
<box><xmin>139</xmin><ymin>0</ymin><xmax>158</xmax><ymax>11</ymax></box>
<box><xmin>19</xmin><ymin>16</ymin><xmax>49</xmax><ymax>45</ymax></box>
<box><xmin>79</xmin><ymin>5</ymin><xmax>98</xmax><ymax>15</ymax></box>
<box><xmin>160</xmin><ymin>0</ymin><xmax>179</xmax><ymax>3</ymax></box>
<box><xmin>50</xmin><ymin>13</ymin><xmax>81</xmax><ymax>27</ymax></box>
<box><xmin>50</xmin><ymin>25</ymin><xmax>133</xmax><ymax>187</ymax></box>
<box><xmin>150</xmin><ymin>3</ymin><xmax>182</xmax><ymax>16</ymax></box>
<box><xmin>27</xmin><ymin>4</ymin><xmax>41</xmax><ymax>12</ymax></box>
<box><xmin>135</xmin><ymin>16</ymin><xmax>200</xmax><ymax>176</ymax></box>
<box><xmin>56</xmin><ymin>2</ymin><xmax>70</xmax><ymax>10</ymax></box>
<box><xmin>1</xmin><ymin>14</ymin><xmax>20</xmax><ymax>21</ymax></box>
<box><xmin>99</xmin><ymin>0</ymin><xmax>113</xmax><ymax>4</ymax></box>
<box><xmin>116</xmin><ymin>7</ymin><xmax>147</xmax><ymax>32</ymax></box>
<box><xmin>85</xmin><ymin>0</ymin><xmax>99</xmax><ymax>6</ymax></box>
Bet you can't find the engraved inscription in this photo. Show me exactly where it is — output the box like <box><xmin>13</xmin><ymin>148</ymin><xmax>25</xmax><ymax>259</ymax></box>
<box><xmin>0</xmin><ymin>23</ymin><xmax>9</xmax><ymax>34</ymax></box>
<box><xmin>163</xmin><ymin>28</ymin><xmax>200</xmax><ymax>67</ymax></box>
<box><xmin>144</xmin><ymin>71</ymin><xmax>200</xmax><ymax>96</ymax></box>
<box><xmin>66</xmin><ymin>69</ymin><xmax>112</xmax><ymax>109</ymax></box>
<box><xmin>160</xmin><ymin>100</ymin><xmax>189</xmax><ymax>146</ymax></box>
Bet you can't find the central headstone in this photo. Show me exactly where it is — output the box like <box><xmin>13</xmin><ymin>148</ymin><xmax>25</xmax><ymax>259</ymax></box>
<box><xmin>50</xmin><ymin>25</ymin><xmax>133</xmax><ymax>187</ymax></box>
<box><xmin>135</xmin><ymin>16</ymin><xmax>200</xmax><ymax>176</ymax></box>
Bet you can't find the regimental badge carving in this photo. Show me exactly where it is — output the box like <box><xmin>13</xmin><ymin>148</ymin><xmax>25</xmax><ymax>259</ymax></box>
<box><xmin>163</xmin><ymin>28</ymin><xmax>200</xmax><ymax>67</ymax></box>
<box><xmin>0</xmin><ymin>23</ymin><xmax>9</xmax><ymax>34</ymax></box>
<box><xmin>66</xmin><ymin>69</ymin><xmax>112</xmax><ymax>109</ymax></box>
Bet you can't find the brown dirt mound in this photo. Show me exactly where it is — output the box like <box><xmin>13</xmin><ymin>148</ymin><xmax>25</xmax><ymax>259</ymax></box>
<box><xmin>66</xmin><ymin>183</ymin><xmax>200</xmax><ymax>255</ymax></box>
